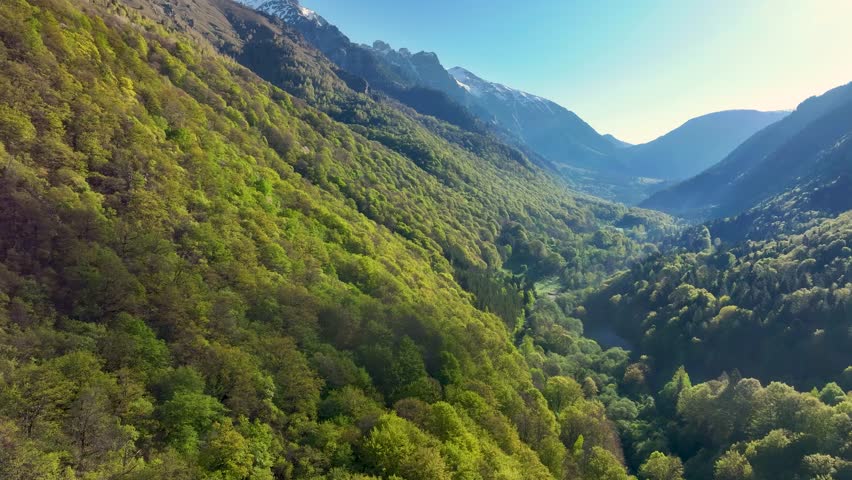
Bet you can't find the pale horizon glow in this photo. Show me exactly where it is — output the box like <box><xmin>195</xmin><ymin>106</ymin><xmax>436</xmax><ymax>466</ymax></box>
<box><xmin>302</xmin><ymin>0</ymin><xmax>852</xmax><ymax>144</ymax></box>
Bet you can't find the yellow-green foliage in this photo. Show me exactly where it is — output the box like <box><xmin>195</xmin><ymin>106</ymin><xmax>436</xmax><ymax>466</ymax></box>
<box><xmin>584</xmin><ymin>212</ymin><xmax>852</xmax><ymax>388</ymax></box>
<box><xmin>0</xmin><ymin>0</ymin><xmax>584</xmax><ymax>477</ymax></box>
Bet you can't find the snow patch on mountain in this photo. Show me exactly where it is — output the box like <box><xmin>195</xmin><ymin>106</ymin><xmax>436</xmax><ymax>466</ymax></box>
<box><xmin>449</xmin><ymin>67</ymin><xmax>552</xmax><ymax>111</ymax></box>
<box><xmin>455</xmin><ymin>79</ymin><xmax>471</xmax><ymax>93</ymax></box>
<box><xmin>238</xmin><ymin>0</ymin><xmax>326</xmax><ymax>26</ymax></box>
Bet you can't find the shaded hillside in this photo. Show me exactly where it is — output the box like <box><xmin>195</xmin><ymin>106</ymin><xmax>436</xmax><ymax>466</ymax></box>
<box><xmin>708</xmin><ymin>171</ymin><xmax>852</xmax><ymax>243</ymax></box>
<box><xmin>448</xmin><ymin>67</ymin><xmax>618</xmax><ymax>170</ymax></box>
<box><xmin>239</xmin><ymin>0</ymin><xmax>480</xmax><ymax>130</ymax></box>
<box><xmin>643</xmin><ymin>82</ymin><xmax>852</xmax><ymax>219</ymax></box>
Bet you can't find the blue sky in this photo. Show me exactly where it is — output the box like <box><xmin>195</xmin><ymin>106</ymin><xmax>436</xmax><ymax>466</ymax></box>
<box><xmin>302</xmin><ymin>0</ymin><xmax>852</xmax><ymax>144</ymax></box>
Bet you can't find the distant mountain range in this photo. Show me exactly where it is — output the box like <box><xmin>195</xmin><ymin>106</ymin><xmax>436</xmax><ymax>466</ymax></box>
<box><xmin>614</xmin><ymin>110</ymin><xmax>789</xmax><ymax>181</ymax></box>
<box><xmin>448</xmin><ymin>67</ymin><xmax>620</xmax><ymax>170</ymax></box>
<box><xmin>242</xmin><ymin>0</ymin><xmax>481</xmax><ymax>130</ymax></box>
<box><xmin>643</xmin><ymin>82</ymin><xmax>852</xmax><ymax>220</ymax></box>
<box><xmin>244</xmin><ymin>1</ymin><xmax>625</xmax><ymax>167</ymax></box>
<box><xmin>240</xmin><ymin>1</ymin><xmax>634</xmax><ymax>181</ymax></box>
<box><xmin>242</xmin><ymin>0</ymin><xmax>832</xmax><ymax>210</ymax></box>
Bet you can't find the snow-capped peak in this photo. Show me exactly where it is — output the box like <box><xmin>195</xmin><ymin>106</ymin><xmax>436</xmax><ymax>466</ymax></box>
<box><xmin>448</xmin><ymin>67</ymin><xmax>487</xmax><ymax>98</ymax></box>
<box><xmin>449</xmin><ymin>66</ymin><xmax>552</xmax><ymax>109</ymax></box>
<box><xmin>238</xmin><ymin>0</ymin><xmax>327</xmax><ymax>26</ymax></box>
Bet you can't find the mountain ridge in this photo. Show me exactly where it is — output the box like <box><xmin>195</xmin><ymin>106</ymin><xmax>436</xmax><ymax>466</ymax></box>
<box><xmin>237</xmin><ymin>1</ymin><xmax>633</xmax><ymax>194</ymax></box>
<box><xmin>447</xmin><ymin>66</ymin><xmax>617</xmax><ymax>168</ymax></box>
<box><xmin>642</xmin><ymin>82</ymin><xmax>852</xmax><ymax>219</ymax></box>
<box><xmin>615</xmin><ymin>109</ymin><xmax>789</xmax><ymax>181</ymax></box>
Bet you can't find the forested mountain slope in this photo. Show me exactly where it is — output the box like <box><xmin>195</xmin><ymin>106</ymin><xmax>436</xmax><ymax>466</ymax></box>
<box><xmin>573</xmin><ymin>207</ymin><xmax>852</xmax><ymax>480</ymax></box>
<box><xmin>707</xmin><ymin>170</ymin><xmax>852</xmax><ymax>244</ymax></box>
<box><xmin>120</xmin><ymin>0</ymin><xmax>676</xmax><ymax>289</ymax></box>
<box><xmin>0</xmin><ymin>0</ymin><xmax>670</xmax><ymax>478</ymax></box>
<box><xmin>0</xmin><ymin>1</ymin><xmax>849</xmax><ymax>480</ymax></box>
<box><xmin>582</xmin><ymin>211</ymin><xmax>852</xmax><ymax>389</ymax></box>
<box><xmin>518</xmin><ymin>209</ymin><xmax>852</xmax><ymax>480</ymax></box>
<box><xmin>643</xmin><ymin>82</ymin><xmax>852</xmax><ymax>220</ymax></box>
